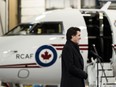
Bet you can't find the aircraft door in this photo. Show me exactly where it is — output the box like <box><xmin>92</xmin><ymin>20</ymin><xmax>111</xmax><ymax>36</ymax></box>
<box><xmin>83</xmin><ymin>11</ymin><xmax>112</xmax><ymax>62</ymax></box>
<box><xmin>105</xmin><ymin>10</ymin><xmax>116</xmax><ymax>63</ymax></box>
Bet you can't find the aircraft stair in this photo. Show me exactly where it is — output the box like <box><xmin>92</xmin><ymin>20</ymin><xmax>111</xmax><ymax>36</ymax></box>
<box><xmin>87</xmin><ymin>62</ymin><xmax>116</xmax><ymax>87</ymax></box>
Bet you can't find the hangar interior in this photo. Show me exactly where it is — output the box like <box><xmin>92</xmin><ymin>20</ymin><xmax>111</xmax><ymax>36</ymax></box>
<box><xmin>1</xmin><ymin>0</ymin><xmax>116</xmax><ymax>87</ymax></box>
<box><xmin>1</xmin><ymin>0</ymin><xmax>116</xmax><ymax>35</ymax></box>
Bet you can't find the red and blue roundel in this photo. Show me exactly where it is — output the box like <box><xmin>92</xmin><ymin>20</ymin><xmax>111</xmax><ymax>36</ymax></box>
<box><xmin>35</xmin><ymin>45</ymin><xmax>57</xmax><ymax>67</ymax></box>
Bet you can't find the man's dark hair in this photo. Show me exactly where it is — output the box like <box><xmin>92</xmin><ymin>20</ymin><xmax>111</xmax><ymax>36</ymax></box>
<box><xmin>66</xmin><ymin>27</ymin><xmax>81</xmax><ymax>40</ymax></box>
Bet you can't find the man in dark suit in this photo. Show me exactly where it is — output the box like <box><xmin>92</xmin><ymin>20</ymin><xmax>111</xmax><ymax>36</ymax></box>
<box><xmin>60</xmin><ymin>27</ymin><xmax>88</xmax><ymax>87</ymax></box>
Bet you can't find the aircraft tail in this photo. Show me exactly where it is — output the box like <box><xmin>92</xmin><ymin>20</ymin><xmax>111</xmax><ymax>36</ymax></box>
<box><xmin>101</xmin><ymin>1</ymin><xmax>111</xmax><ymax>10</ymax></box>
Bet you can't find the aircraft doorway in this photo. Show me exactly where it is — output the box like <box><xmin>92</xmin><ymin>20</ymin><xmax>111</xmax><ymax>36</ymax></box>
<box><xmin>83</xmin><ymin>12</ymin><xmax>113</xmax><ymax>62</ymax></box>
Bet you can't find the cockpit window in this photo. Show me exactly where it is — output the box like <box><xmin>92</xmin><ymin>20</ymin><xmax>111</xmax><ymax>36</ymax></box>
<box><xmin>31</xmin><ymin>22</ymin><xmax>63</xmax><ymax>35</ymax></box>
<box><xmin>5</xmin><ymin>22</ymin><xmax>63</xmax><ymax>35</ymax></box>
<box><xmin>5</xmin><ymin>23</ymin><xmax>34</xmax><ymax>35</ymax></box>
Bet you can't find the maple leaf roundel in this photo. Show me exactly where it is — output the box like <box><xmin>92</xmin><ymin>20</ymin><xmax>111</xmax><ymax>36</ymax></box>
<box><xmin>35</xmin><ymin>45</ymin><xmax>57</xmax><ymax>67</ymax></box>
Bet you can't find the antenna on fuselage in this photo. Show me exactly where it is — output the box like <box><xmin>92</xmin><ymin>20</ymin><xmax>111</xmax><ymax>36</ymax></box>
<box><xmin>101</xmin><ymin>1</ymin><xmax>111</xmax><ymax>10</ymax></box>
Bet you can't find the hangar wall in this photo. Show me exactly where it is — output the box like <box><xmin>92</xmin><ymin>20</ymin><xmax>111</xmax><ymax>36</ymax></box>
<box><xmin>0</xmin><ymin>0</ymin><xmax>8</xmax><ymax>35</ymax></box>
<box><xmin>21</xmin><ymin>0</ymin><xmax>45</xmax><ymax>23</ymax></box>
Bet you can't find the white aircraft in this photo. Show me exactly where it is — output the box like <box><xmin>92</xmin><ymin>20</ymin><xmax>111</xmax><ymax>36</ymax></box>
<box><xmin>0</xmin><ymin>1</ymin><xmax>116</xmax><ymax>86</ymax></box>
